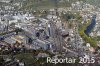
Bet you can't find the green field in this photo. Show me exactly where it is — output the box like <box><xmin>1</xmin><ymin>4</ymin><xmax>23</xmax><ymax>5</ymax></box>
<box><xmin>97</xmin><ymin>36</ymin><xmax>100</xmax><ymax>41</ymax></box>
<box><xmin>20</xmin><ymin>0</ymin><xmax>80</xmax><ymax>10</ymax></box>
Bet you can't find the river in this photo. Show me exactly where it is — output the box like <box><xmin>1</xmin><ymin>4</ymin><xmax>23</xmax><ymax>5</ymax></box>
<box><xmin>84</xmin><ymin>15</ymin><xmax>96</xmax><ymax>36</ymax></box>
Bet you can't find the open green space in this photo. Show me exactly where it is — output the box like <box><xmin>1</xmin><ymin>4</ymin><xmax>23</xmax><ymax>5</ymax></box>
<box><xmin>97</xmin><ymin>36</ymin><xmax>100</xmax><ymax>41</ymax></box>
<box><xmin>15</xmin><ymin>53</ymin><xmax>37</xmax><ymax>65</ymax></box>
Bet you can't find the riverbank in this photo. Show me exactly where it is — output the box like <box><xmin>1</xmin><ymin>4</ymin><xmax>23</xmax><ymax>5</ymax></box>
<box><xmin>78</xmin><ymin>19</ymin><xmax>97</xmax><ymax>47</ymax></box>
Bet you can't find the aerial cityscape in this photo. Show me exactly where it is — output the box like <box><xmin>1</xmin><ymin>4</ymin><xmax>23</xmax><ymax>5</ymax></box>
<box><xmin>0</xmin><ymin>0</ymin><xmax>100</xmax><ymax>66</ymax></box>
